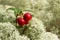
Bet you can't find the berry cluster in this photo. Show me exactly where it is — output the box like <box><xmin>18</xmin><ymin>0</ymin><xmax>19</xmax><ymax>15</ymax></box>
<box><xmin>16</xmin><ymin>12</ymin><xmax>32</xmax><ymax>26</ymax></box>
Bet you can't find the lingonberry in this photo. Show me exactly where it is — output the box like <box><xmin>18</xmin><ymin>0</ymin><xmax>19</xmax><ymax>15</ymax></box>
<box><xmin>16</xmin><ymin>17</ymin><xmax>25</xmax><ymax>26</ymax></box>
<box><xmin>24</xmin><ymin>12</ymin><xmax>32</xmax><ymax>21</ymax></box>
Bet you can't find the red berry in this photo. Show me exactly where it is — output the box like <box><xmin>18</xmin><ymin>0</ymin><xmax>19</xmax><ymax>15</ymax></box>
<box><xmin>16</xmin><ymin>17</ymin><xmax>25</xmax><ymax>26</ymax></box>
<box><xmin>25</xmin><ymin>21</ymin><xmax>29</xmax><ymax>24</ymax></box>
<box><xmin>24</xmin><ymin>12</ymin><xmax>32</xmax><ymax>21</ymax></box>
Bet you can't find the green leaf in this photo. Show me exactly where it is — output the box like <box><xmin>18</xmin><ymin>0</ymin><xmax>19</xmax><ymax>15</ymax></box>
<box><xmin>7</xmin><ymin>8</ymin><xmax>22</xmax><ymax>15</ymax></box>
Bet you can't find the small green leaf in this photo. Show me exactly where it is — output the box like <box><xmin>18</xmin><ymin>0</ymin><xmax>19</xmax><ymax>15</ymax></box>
<box><xmin>7</xmin><ymin>8</ymin><xmax>22</xmax><ymax>15</ymax></box>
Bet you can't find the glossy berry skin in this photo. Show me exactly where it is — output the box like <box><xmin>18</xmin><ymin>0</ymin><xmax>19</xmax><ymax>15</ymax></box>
<box><xmin>24</xmin><ymin>12</ymin><xmax>32</xmax><ymax>21</ymax></box>
<box><xmin>16</xmin><ymin>17</ymin><xmax>25</xmax><ymax>26</ymax></box>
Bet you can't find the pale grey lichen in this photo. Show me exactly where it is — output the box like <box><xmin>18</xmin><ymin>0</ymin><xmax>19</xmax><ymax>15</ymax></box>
<box><xmin>0</xmin><ymin>5</ymin><xmax>16</xmax><ymax>22</ymax></box>
<box><xmin>24</xmin><ymin>17</ymin><xmax>46</xmax><ymax>40</ymax></box>
<box><xmin>0</xmin><ymin>0</ymin><xmax>60</xmax><ymax>40</ymax></box>
<box><xmin>19</xmin><ymin>35</ymin><xmax>30</xmax><ymax>40</ymax></box>
<box><xmin>40</xmin><ymin>32</ymin><xmax>59</xmax><ymax>40</ymax></box>
<box><xmin>0</xmin><ymin>22</ymin><xmax>30</xmax><ymax>40</ymax></box>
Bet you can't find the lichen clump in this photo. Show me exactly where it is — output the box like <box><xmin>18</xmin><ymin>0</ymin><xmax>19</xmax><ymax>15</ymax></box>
<box><xmin>0</xmin><ymin>0</ymin><xmax>60</xmax><ymax>40</ymax></box>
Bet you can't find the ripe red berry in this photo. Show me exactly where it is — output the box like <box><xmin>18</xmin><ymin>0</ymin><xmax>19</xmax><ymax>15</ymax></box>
<box><xmin>16</xmin><ymin>17</ymin><xmax>25</xmax><ymax>26</ymax></box>
<box><xmin>25</xmin><ymin>21</ymin><xmax>29</xmax><ymax>24</ymax></box>
<box><xmin>24</xmin><ymin>12</ymin><xmax>32</xmax><ymax>21</ymax></box>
